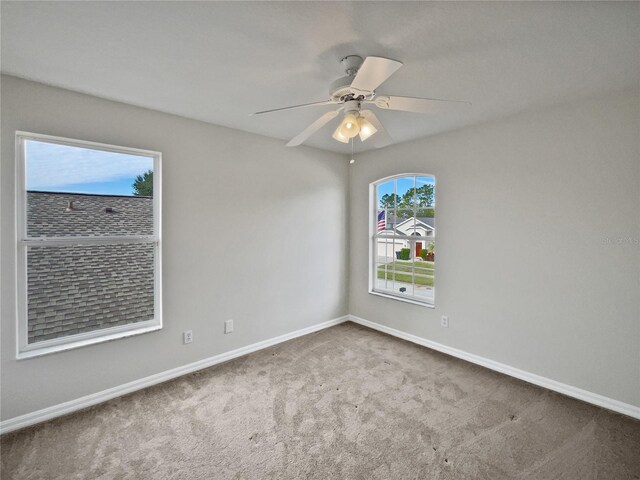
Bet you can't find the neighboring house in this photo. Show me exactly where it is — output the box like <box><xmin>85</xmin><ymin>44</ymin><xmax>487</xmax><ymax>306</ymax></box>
<box><xmin>26</xmin><ymin>191</ymin><xmax>154</xmax><ymax>343</ymax></box>
<box><xmin>376</xmin><ymin>216</ymin><xmax>435</xmax><ymax>261</ymax></box>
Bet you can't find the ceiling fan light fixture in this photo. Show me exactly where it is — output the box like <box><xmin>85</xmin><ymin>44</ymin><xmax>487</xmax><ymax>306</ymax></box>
<box><xmin>339</xmin><ymin>113</ymin><xmax>360</xmax><ymax>138</ymax></box>
<box><xmin>357</xmin><ymin>117</ymin><xmax>378</xmax><ymax>142</ymax></box>
<box><xmin>332</xmin><ymin>125</ymin><xmax>350</xmax><ymax>143</ymax></box>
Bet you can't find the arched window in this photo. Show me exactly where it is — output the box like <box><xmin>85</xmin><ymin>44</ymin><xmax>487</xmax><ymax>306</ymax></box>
<box><xmin>370</xmin><ymin>174</ymin><xmax>435</xmax><ymax>306</ymax></box>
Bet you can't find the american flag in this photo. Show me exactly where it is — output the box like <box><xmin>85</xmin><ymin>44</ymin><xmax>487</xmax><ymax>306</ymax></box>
<box><xmin>377</xmin><ymin>210</ymin><xmax>386</xmax><ymax>231</ymax></box>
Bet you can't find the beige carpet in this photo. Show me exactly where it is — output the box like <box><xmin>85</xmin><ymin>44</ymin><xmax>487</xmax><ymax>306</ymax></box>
<box><xmin>2</xmin><ymin>322</ymin><xmax>639</xmax><ymax>479</ymax></box>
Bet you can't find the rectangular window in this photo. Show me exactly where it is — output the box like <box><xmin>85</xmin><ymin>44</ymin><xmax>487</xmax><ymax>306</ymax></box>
<box><xmin>16</xmin><ymin>132</ymin><xmax>162</xmax><ymax>358</ymax></box>
<box><xmin>370</xmin><ymin>174</ymin><xmax>435</xmax><ymax>306</ymax></box>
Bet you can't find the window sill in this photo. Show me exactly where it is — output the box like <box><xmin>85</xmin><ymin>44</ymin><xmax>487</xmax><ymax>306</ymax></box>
<box><xmin>369</xmin><ymin>290</ymin><xmax>435</xmax><ymax>308</ymax></box>
<box><xmin>17</xmin><ymin>322</ymin><xmax>162</xmax><ymax>360</ymax></box>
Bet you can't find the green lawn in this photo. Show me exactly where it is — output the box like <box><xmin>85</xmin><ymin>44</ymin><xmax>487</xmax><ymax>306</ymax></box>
<box><xmin>377</xmin><ymin>261</ymin><xmax>435</xmax><ymax>287</ymax></box>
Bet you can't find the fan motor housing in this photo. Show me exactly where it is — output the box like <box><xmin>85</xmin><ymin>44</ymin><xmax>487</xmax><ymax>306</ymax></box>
<box><xmin>329</xmin><ymin>75</ymin><xmax>375</xmax><ymax>102</ymax></box>
<box><xmin>330</xmin><ymin>55</ymin><xmax>375</xmax><ymax>102</ymax></box>
<box><xmin>342</xmin><ymin>99</ymin><xmax>361</xmax><ymax>114</ymax></box>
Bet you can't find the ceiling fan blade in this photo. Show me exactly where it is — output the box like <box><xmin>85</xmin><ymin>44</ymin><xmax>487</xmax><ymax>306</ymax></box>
<box><xmin>350</xmin><ymin>57</ymin><xmax>403</xmax><ymax>93</ymax></box>
<box><xmin>286</xmin><ymin>110</ymin><xmax>341</xmax><ymax>147</ymax></box>
<box><xmin>369</xmin><ymin>95</ymin><xmax>471</xmax><ymax>114</ymax></box>
<box><xmin>360</xmin><ymin>110</ymin><xmax>393</xmax><ymax>148</ymax></box>
<box><xmin>251</xmin><ymin>100</ymin><xmax>335</xmax><ymax>116</ymax></box>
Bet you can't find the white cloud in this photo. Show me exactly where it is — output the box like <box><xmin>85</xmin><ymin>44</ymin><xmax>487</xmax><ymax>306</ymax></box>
<box><xmin>25</xmin><ymin>140</ymin><xmax>153</xmax><ymax>188</ymax></box>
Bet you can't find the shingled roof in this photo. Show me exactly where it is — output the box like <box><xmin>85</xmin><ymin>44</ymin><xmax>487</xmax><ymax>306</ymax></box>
<box><xmin>28</xmin><ymin>190</ymin><xmax>153</xmax><ymax>237</ymax></box>
<box><xmin>27</xmin><ymin>191</ymin><xmax>155</xmax><ymax>344</ymax></box>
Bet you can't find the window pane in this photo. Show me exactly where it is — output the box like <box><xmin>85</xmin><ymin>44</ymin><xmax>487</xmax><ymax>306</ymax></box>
<box><xmin>382</xmin><ymin>209</ymin><xmax>396</xmax><ymax>233</ymax></box>
<box><xmin>396</xmin><ymin>177</ymin><xmax>416</xmax><ymax>210</ymax></box>
<box><xmin>415</xmin><ymin>245</ymin><xmax>435</xmax><ymax>302</ymax></box>
<box><xmin>27</xmin><ymin>243</ymin><xmax>155</xmax><ymax>344</ymax></box>
<box><xmin>396</xmin><ymin>210</ymin><xmax>415</xmax><ymax>236</ymax></box>
<box><xmin>414</xmin><ymin>266</ymin><xmax>434</xmax><ymax>285</ymax></box>
<box><xmin>390</xmin><ymin>259</ymin><xmax>413</xmax><ymax>296</ymax></box>
<box><xmin>376</xmin><ymin>263</ymin><xmax>391</xmax><ymax>291</ymax></box>
<box><xmin>377</xmin><ymin>180</ymin><xmax>396</xmax><ymax>211</ymax></box>
<box><xmin>375</xmin><ymin>237</ymin><xmax>403</xmax><ymax>263</ymax></box>
<box><xmin>414</xmin><ymin>274</ymin><xmax>435</xmax><ymax>303</ymax></box>
<box><xmin>25</xmin><ymin>140</ymin><xmax>154</xmax><ymax>237</ymax></box>
<box><xmin>416</xmin><ymin>176</ymin><xmax>435</xmax><ymax>219</ymax></box>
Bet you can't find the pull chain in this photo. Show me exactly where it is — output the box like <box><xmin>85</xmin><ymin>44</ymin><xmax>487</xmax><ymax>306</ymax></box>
<box><xmin>350</xmin><ymin>137</ymin><xmax>355</xmax><ymax>164</ymax></box>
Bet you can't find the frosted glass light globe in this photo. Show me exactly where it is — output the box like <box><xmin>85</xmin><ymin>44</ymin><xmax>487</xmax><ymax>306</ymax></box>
<box><xmin>339</xmin><ymin>113</ymin><xmax>360</xmax><ymax>139</ymax></box>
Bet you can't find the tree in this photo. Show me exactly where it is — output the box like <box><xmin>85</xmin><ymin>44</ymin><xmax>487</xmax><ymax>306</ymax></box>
<box><xmin>398</xmin><ymin>184</ymin><xmax>434</xmax><ymax>208</ymax></box>
<box><xmin>400</xmin><ymin>189</ymin><xmax>416</xmax><ymax>208</ymax></box>
<box><xmin>132</xmin><ymin>170</ymin><xmax>153</xmax><ymax>196</ymax></box>
<box><xmin>416</xmin><ymin>184</ymin><xmax>434</xmax><ymax>208</ymax></box>
<box><xmin>397</xmin><ymin>184</ymin><xmax>434</xmax><ymax>218</ymax></box>
<box><xmin>379</xmin><ymin>193</ymin><xmax>400</xmax><ymax>210</ymax></box>
<box><xmin>417</xmin><ymin>207</ymin><xmax>436</xmax><ymax>217</ymax></box>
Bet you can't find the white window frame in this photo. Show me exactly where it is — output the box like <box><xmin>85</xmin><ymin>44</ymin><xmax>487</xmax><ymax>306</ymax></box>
<box><xmin>369</xmin><ymin>173</ymin><xmax>435</xmax><ymax>308</ymax></box>
<box><xmin>15</xmin><ymin>131</ymin><xmax>163</xmax><ymax>359</ymax></box>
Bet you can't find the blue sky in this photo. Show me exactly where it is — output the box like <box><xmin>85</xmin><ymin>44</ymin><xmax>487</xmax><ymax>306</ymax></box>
<box><xmin>26</xmin><ymin>140</ymin><xmax>153</xmax><ymax>196</ymax></box>
<box><xmin>378</xmin><ymin>176</ymin><xmax>435</xmax><ymax>207</ymax></box>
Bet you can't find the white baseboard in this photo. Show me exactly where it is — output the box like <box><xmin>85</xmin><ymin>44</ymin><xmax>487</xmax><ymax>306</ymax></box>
<box><xmin>348</xmin><ymin>315</ymin><xmax>640</xmax><ymax>420</ymax></box>
<box><xmin>3</xmin><ymin>313</ymin><xmax>637</xmax><ymax>435</ymax></box>
<box><xmin>0</xmin><ymin>315</ymin><xmax>349</xmax><ymax>435</ymax></box>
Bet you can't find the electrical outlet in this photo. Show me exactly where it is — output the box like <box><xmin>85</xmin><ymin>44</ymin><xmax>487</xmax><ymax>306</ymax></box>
<box><xmin>183</xmin><ymin>330</ymin><xmax>193</xmax><ymax>344</ymax></box>
<box><xmin>440</xmin><ymin>316</ymin><xmax>449</xmax><ymax>328</ymax></box>
<box><xmin>224</xmin><ymin>319</ymin><xmax>234</xmax><ymax>334</ymax></box>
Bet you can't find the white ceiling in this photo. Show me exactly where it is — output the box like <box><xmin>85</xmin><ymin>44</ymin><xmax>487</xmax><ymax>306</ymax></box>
<box><xmin>2</xmin><ymin>2</ymin><xmax>638</xmax><ymax>153</ymax></box>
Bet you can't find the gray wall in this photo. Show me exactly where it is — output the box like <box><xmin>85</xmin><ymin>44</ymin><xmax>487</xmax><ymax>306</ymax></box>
<box><xmin>0</xmin><ymin>76</ymin><xmax>349</xmax><ymax>420</ymax></box>
<box><xmin>349</xmin><ymin>88</ymin><xmax>640</xmax><ymax>407</ymax></box>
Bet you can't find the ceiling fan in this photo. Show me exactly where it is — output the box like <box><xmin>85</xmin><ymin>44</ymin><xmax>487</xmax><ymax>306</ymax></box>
<box><xmin>250</xmin><ymin>55</ymin><xmax>471</xmax><ymax>148</ymax></box>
